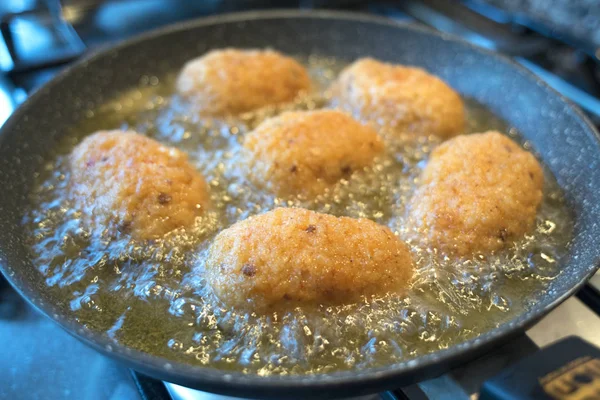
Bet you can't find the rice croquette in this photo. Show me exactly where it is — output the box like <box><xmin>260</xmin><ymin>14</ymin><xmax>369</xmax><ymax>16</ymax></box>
<box><xmin>205</xmin><ymin>208</ymin><xmax>414</xmax><ymax>310</ymax></box>
<box><xmin>407</xmin><ymin>131</ymin><xmax>544</xmax><ymax>256</ymax></box>
<box><xmin>332</xmin><ymin>58</ymin><xmax>465</xmax><ymax>138</ymax></box>
<box><xmin>69</xmin><ymin>130</ymin><xmax>210</xmax><ymax>239</ymax></box>
<box><xmin>243</xmin><ymin>109</ymin><xmax>385</xmax><ymax>197</ymax></box>
<box><xmin>176</xmin><ymin>48</ymin><xmax>311</xmax><ymax>116</ymax></box>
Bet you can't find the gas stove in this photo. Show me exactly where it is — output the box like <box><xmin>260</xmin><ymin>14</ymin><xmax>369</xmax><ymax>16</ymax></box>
<box><xmin>1</xmin><ymin>1</ymin><xmax>599</xmax><ymax>399</ymax></box>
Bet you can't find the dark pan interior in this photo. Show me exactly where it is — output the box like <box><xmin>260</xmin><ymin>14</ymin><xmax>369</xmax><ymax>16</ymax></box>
<box><xmin>0</xmin><ymin>10</ymin><xmax>599</xmax><ymax>399</ymax></box>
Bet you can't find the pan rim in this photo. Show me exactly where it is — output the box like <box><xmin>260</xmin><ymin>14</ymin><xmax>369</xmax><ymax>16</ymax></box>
<box><xmin>1</xmin><ymin>8</ymin><xmax>599</xmax><ymax>395</ymax></box>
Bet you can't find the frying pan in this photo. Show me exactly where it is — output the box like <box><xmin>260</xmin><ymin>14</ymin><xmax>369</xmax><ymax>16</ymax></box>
<box><xmin>0</xmin><ymin>10</ymin><xmax>599</xmax><ymax>399</ymax></box>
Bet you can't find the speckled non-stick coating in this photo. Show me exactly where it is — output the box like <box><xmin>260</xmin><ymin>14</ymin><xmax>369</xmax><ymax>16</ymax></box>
<box><xmin>0</xmin><ymin>10</ymin><xmax>599</xmax><ymax>399</ymax></box>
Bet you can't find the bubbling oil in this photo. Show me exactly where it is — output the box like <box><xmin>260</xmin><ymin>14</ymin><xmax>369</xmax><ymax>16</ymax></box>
<box><xmin>23</xmin><ymin>56</ymin><xmax>572</xmax><ymax>375</ymax></box>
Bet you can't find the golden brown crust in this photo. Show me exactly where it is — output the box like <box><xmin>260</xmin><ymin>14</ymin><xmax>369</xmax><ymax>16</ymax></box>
<box><xmin>407</xmin><ymin>131</ymin><xmax>544</xmax><ymax>255</ymax></box>
<box><xmin>332</xmin><ymin>58</ymin><xmax>466</xmax><ymax>138</ymax></box>
<box><xmin>176</xmin><ymin>48</ymin><xmax>311</xmax><ymax>115</ymax></box>
<box><xmin>206</xmin><ymin>207</ymin><xmax>414</xmax><ymax>310</ymax></box>
<box><xmin>243</xmin><ymin>109</ymin><xmax>385</xmax><ymax>197</ymax></box>
<box><xmin>69</xmin><ymin>130</ymin><xmax>210</xmax><ymax>239</ymax></box>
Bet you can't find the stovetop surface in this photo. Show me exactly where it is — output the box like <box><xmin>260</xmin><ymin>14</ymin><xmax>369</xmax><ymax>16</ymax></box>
<box><xmin>1</xmin><ymin>1</ymin><xmax>599</xmax><ymax>399</ymax></box>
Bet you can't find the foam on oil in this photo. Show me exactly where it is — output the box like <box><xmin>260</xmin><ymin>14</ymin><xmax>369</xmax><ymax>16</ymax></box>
<box><xmin>23</xmin><ymin>56</ymin><xmax>572</xmax><ymax>375</ymax></box>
